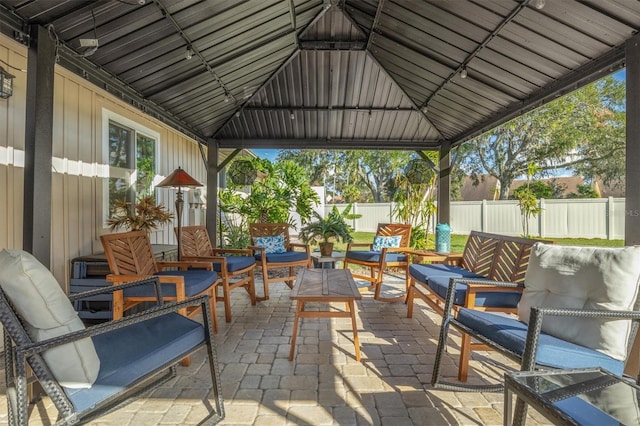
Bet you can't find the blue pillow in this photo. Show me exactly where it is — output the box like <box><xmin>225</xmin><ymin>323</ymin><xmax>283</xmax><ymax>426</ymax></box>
<box><xmin>254</xmin><ymin>234</ymin><xmax>287</xmax><ymax>254</ymax></box>
<box><xmin>372</xmin><ymin>235</ymin><xmax>402</xmax><ymax>252</ymax></box>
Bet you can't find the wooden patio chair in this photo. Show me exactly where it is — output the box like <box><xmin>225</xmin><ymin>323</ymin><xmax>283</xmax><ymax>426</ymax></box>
<box><xmin>100</xmin><ymin>230</ymin><xmax>220</xmax><ymax>333</ymax></box>
<box><xmin>179</xmin><ymin>225</ymin><xmax>256</xmax><ymax>323</ymax></box>
<box><xmin>248</xmin><ymin>223</ymin><xmax>311</xmax><ymax>300</ymax></box>
<box><xmin>343</xmin><ymin>223</ymin><xmax>412</xmax><ymax>302</ymax></box>
<box><xmin>0</xmin><ymin>249</ymin><xmax>224</xmax><ymax>426</ymax></box>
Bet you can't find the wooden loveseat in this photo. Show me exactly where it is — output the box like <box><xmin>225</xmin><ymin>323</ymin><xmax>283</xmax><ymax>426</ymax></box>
<box><xmin>406</xmin><ymin>231</ymin><xmax>551</xmax><ymax>381</ymax></box>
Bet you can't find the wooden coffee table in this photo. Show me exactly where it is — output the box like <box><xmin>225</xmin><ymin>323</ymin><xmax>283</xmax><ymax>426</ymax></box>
<box><xmin>289</xmin><ymin>269</ymin><xmax>362</xmax><ymax>361</ymax></box>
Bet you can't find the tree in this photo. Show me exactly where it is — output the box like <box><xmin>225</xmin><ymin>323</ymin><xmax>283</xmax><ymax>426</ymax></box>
<box><xmin>458</xmin><ymin>75</ymin><xmax>626</xmax><ymax>199</ymax></box>
<box><xmin>277</xmin><ymin>150</ymin><xmax>414</xmax><ymax>202</ymax></box>
<box><xmin>513</xmin><ymin>164</ymin><xmax>543</xmax><ymax>237</ymax></box>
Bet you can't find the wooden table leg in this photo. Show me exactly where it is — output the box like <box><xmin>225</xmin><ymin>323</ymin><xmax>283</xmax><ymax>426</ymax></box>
<box><xmin>347</xmin><ymin>300</ymin><xmax>360</xmax><ymax>361</ymax></box>
<box><xmin>289</xmin><ymin>301</ymin><xmax>304</xmax><ymax>361</ymax></box>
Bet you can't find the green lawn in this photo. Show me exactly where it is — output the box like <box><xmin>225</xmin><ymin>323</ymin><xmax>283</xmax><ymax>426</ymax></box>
<box><xmin>329</xmin><ymin>232</ymin><xmax>624</xmax><ymax>253</ymax></box>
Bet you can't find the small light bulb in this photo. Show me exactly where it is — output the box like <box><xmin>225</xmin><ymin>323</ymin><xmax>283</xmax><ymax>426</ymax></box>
<box><xmin>185</xmin><ymin>48</ymin><xmax>193</xmax><ymax>60</ymax></box>
<box><xmin>460</xmin><ymin>68</ymin><xmax>468</xmax><ymax>79</ymax></box>
<box><xmin>368</xmin><ymin>110</ymin><xmax>372</xmax><ymax>121</ymax></box>
<box><xmin>531</xmin><ymin>0</ymin><xmax>545</xmax><ymax>10</ymax></box>
<box><xmin>235</xmin><ymin>111</ymin><xmax>240</xmax><ymax>118</ymax></box>
<box><xmin>290</xmin><ymin>112</ymin><xmax>295</xmax><ymax>120</ymax></box>
<box><xmin>224</xmin><ymin>93</ymin><xmax>229</xmax><ymax>102</ymax></box>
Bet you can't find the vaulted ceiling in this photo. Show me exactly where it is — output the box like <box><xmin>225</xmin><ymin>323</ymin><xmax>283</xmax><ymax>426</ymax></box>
<box><xmin>1</xmin><ymin>0</ymin><xmax>637</xmax><ymax>152</ymax></box>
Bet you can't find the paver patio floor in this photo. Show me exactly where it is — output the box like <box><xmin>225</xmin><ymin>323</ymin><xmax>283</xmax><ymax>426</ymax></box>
<box><xmin>0</xmin><ymin>271</ymin><xmax>552</xmax><ymax>425</ymax></box>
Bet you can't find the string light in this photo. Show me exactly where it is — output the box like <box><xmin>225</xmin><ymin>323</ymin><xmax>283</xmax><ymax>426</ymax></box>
<box><xmin>460</xmin><ymin>67</ymin><xmax>468</xmax><ymax>79</ymax></box>
<box><xmin>185</xmin><ymin>47</ymin><xmax>193</xmax><ymax>60</ymax></box>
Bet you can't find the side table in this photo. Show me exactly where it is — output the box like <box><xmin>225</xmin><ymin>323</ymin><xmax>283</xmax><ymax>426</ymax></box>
<box><xmin>504</xmin><ymin>367</ymin><xmax>640</xmax><ymax>426</ymax></box>
<box><xmin>310</xmin><ymin>251</ymin><xmax>346</xmax><ymax>269</ymax></box>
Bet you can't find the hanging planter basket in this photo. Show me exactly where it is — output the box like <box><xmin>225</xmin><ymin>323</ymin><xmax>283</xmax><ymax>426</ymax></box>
<box><xmin>404</xmin><ymin>158</ymin><xmax>433</xmax><ymax>185</ymax></box>
<box><xmin>228</xmin><ymin>159</ymin><xmax>258</xmax><ymax>186</ymax></box>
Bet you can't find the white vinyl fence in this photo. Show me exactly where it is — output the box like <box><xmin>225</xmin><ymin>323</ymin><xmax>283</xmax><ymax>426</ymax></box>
<box><xmin>327</xmin><ymin>197</ymin><xmax>626</xmax><ymax>240</ymax></box>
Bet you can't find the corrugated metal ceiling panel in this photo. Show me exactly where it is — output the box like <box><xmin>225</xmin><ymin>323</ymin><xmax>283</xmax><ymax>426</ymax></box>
<box><xmin>1</xmin><ymin>0</ymin><xmax>638</xmax><ymax>150</ymax></box>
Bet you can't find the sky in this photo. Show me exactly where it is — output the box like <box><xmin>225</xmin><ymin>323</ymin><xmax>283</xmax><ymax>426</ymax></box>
<box><xmin>252</xmin><ymin>69</ymin><xmax>627</xmax><ymax>164</ymax></box>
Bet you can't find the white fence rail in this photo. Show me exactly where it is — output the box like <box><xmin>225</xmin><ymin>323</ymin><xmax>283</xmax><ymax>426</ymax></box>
<box><xmin>326</xmin><ymin>197</ymin><xmax>626</xmax><ymax>240</ymax></box>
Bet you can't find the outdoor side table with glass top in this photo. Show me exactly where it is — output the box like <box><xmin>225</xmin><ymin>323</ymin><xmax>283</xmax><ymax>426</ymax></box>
<box><xmin>504</xmin><ymin>367</ymin><xmax>640</xmax><ymax>426</ymax></box>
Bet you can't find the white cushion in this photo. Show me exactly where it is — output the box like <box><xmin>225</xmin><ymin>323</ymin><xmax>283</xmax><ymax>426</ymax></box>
<box><xmin>0</xmin><ymin>249</ymin><xmax>100</xmax><ymax>388</ymax></box>
<box><xmin>519</xmin><ymin>243</ymin><xmax>640</xmax><ymax>361</ymax></box>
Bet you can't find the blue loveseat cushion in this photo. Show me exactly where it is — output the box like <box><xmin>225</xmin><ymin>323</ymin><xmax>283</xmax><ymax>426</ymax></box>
<box><xmin>254</xmin><ymin>250</ymin><xmax>308</xmax><ymax>263</ymax></box>
<box><xmin>409</xmin><ymin>264</ymin><xmax>483</xmax><ymax>284</ymax></box>
<box><xmin>64</xmin><ymin>312</ymin><xmax>205</xmax><ymax>412</ymax></box>
<box><xmin>123</xmin><ymin>270</ymin><xmax>217</xmax><ymax>298</ymax></box>
<box><xmin>211</xmin><ymin>255</ymin><xmax>255</xmax><ymax>273</ymax></box>
<box><xmin>456</xmin><ymin>308</ymin><xmax>624</xmax><ymax>375</ymax></box>
<box><xmin>346</xmin><ymin>250</ymin><xmax>407</xmax><ymax>263</ymax></box>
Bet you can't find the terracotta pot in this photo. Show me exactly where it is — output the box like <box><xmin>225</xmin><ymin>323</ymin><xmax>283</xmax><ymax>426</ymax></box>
<box><xmin>319</xmin><ymin>242</ymin><xmax>334</xmax><ymax>256</ymax></box>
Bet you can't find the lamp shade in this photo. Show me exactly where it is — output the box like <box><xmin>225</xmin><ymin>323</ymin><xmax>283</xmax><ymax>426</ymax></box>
<box><xmin>156</xmin><ymin>167</ymin><xmax>203</xmax><ymax>188</ymax></box>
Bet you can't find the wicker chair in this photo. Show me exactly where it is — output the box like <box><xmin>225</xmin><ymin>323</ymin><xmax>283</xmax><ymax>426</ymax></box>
<box><xmin>431</xmin><ymin>243</ymin><xmax>640</xmax><ymax>426</ymax></box>
<box><xmin>343</xmin><ymin>223</ymin><xmax>412</xmax><ymax>302</ymax></box>
<box><xmin>0</xmin><ymin>250</ymin><xmax>223</xmax><ymax>426</ymax></box>
<box><xmin>248</xmin><ymin>223</ymin><xmax>311</xmax><ymax>300</ymax></box>
<box><xmin>100</xmin><ymin>230</ymin><xmax>220</xmax><ymax>333</ymax></box>
<box><xmin>179</xmin><ymin>225</ymin><xmax>256</xmax><ymax>323</ymax></box>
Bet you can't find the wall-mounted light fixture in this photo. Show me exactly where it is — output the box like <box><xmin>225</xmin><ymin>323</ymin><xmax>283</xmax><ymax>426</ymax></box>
<box><xmin>0</xmin><ymin>66</ymin><xmax>15</xmax><ymax>98</ymax></box>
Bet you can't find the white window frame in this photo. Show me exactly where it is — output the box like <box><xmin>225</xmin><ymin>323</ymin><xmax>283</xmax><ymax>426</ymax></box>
<box><xmin>101</xmin><ymin>109</ymin><xmax>160</xmax><ymax>228</ymax></box>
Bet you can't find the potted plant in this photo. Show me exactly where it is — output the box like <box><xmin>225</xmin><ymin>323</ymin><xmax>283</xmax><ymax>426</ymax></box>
<box><xmin>107</xmin><ymin>195</ymin><xmax>174</xmax><ymax>233</ymax></box>
<box><xmin>299</xmin><ymin>205</ymin><xmax>355</xmax><ymax>256</ymax></box>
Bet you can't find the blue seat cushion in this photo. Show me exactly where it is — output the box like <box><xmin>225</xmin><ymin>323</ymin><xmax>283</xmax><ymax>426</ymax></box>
<box><xmin>123</xmin><ymin>270</ymin><xmax>217</xmax><ymax>298</ymax></box>
<box><xmin>211</xmin><ymin>255</ymin><xmax>255</xmax><ymax>273</ymax></box>
<box><xmin>456</xmin><ymin>308</ymin><xmax>624</xmax><ymax>375</ymax></box>
<box><xmin>409</xmin><ymin>264</ymin><xmax>482</xmax><ymax>283</ymax></box>
<box><xmin>64</xmin><ymin>312</ymin><xmax>205</xmax><ymax>413</ymax></box>
<box><xmin>254</xmin><ymin>250</ymin><xmax>308</xmax><ymax>263</ymax></box>
<box><xmin>346</xmin><ymin>250</ymin><xmax>407</xmax><ymax>263</ymax></box>
<box><xmin>427</xmin><ymin>275</ymin><xmax>522</xmax><ymax>308</ymax></box>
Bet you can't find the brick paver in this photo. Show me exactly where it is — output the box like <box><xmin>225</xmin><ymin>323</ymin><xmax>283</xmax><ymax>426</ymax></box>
<box><xmin>0</xmin><ymin>272</ymin><xmax>551</xmax><ymax>425</ymax></box>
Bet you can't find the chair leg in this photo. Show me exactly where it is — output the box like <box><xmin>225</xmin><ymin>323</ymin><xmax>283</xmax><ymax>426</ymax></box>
<box><xmin>248</xmin><ymin>269</ymin><xmax>257</xmax><ymax>305</ymax></box>
<box><xmin>458</xmin><ymin>333</ymin><xmax>472</xmax><ymax>382</ymax></box>
<box><xmin>406</xmin><ymin>284</ymin><xmax>415</xmax><ymax>318</ymax></box>
<box><xmin>222</xmin><ymin>281</ymin><xmax>232</xmax><ymax>323</ymax></box>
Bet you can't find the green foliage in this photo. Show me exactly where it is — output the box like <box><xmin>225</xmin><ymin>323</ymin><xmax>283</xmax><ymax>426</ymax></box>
<box><xmin>392</xmin><ymin>155</ymin><xmax>438</xmax><ymax>249</ymax></box>
<box><xmin>567</xmin><ymin>184</ymin><xmax>600</xmax><ymax>198</ymax></box>
<box><xmin>107</xmin><ymin>195</ymin><xmax>174</xmax><ymax>232</ymax></box>
<box><xmin>220</xmin><ymin>157</ymin><xmax>320</xmax><ymax>231</ymax></box>
<box><xmin>513</xmin><ymin>164</ymin><xmax>543</xmax><ymax>237</ymax></box>
<box><xmin>457</xmin><ymin>75</ymin><xmax>626</xmax><ymax>199</ymax></box>
<box><xmin>299</xmin><ymin>205</ymin><xmax>355</xmax><ymax>245</ymax></box>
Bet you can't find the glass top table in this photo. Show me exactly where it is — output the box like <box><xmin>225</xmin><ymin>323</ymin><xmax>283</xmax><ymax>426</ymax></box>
<box><xmin>504</xmin><ymin>368</ymin><xmax>640</xmax><ymax>425</ymax></box>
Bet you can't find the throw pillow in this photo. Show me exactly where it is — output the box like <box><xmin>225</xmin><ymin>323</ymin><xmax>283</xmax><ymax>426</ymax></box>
<box><xmin>254</xmin><ymin>234</ymin><xmax>287</xmax><ymax>254</ymax></box>
<box><xmin>372</xmin><ymin>235</ymin><xmax>402</xmax><ymax>252</ymax></box>
<box><xmin>518</xmin><ymin>243</ymin><xmax>640</xmax><ymax>361</ymax></box>
<box><xmin>0</xmin><ymin>249</ymin><xmax>100</xmax><ymax>388</ymax></box>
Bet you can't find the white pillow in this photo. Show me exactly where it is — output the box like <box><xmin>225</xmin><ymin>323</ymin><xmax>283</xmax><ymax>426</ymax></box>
<box><xmin>519</xmin><ymin>243</ymin><xmax>640</xmax><ymax>361</ymax></box>
<box><xmin>0</xmin><ymin>249</ymin><xmax>100</xmax><ymax>388</ymax></box>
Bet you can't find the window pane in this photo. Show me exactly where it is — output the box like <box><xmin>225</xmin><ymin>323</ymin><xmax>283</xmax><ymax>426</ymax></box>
<box><xmin>136</xmin><ymin>133</ymin><xmax>155</xmax><ymax>197</ymax></box>
<box><xmin>108</xmin><ymin>122</ymin><xmax>135</xmax><ymax>215</ymax></box>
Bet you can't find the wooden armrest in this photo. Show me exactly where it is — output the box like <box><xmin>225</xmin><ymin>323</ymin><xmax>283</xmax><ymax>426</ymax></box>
<box><xmin>157</xmin><ymin>261</ymin><xmax>213</xmax><ymax>271</ymax></box>
<box><xmin>248</xmin><ymin>245</ymin><xmax>264</xmax><ymax>252</ymax></box>
<box><xmin>444</xmin><ymin>253</ymin><xmax>463</xmax><ymax>265</ymax></box>
<box><xmin>211</xmin><ymin>248</ymin><xmax>253</xmax><ymax>256</ymax></box>
<box><xmin>106</xmin><ymin>274</ymin><xmax>151</xmax><ymax>283</ymax></box>
<box><xmin>346</xmin><ymin>242</ymin><xmax>372</xmax><ymax>250</ymax></box>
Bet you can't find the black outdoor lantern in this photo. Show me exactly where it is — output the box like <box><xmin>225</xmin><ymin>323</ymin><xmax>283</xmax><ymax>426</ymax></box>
<box><xmin>0</xmin><ymin>66</ymin><xmax>14</xmax><ymax>99</ymax></box>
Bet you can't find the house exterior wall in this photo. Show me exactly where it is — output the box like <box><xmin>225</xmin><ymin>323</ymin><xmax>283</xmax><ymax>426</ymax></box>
<box><xmin>0</xmin><ymin>35</ymin><xmax>207</xmax><ymax>289</ymax></box>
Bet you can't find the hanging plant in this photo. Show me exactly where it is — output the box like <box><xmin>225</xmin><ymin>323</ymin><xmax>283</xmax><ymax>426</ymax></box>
<box><xmin>404</xmin><ymin>158</ymin><xmax>434</xmax><ymax>185</ymax></box>
<box><xmin>228</xmin><ymin>159</ymin><xmax>258</xmax><ymax>186</ymax></box>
